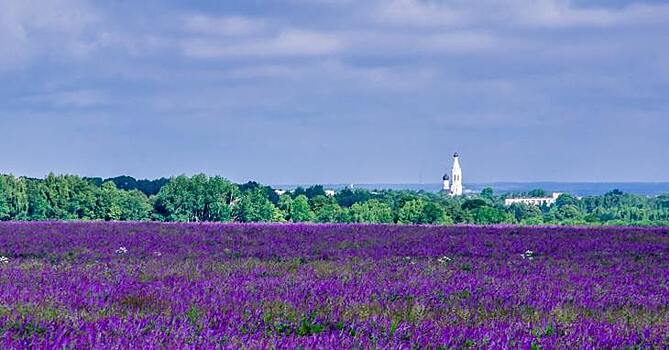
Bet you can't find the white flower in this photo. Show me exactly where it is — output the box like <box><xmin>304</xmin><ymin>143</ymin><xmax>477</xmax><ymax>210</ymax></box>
<box><xmin>115</xmin><ymin>247</ymin><xmax>128</xmax><ymax>255</ymax></box>
<box><xmin>521</xmin><ymin>250</ymin><xmax>535</xmax><ymax>260</ymax></box>
<box><xmin>0</xmin><ymin>256</ymin><xmax>8</xmax><ymax>265</ymax></box>
<box><xmin>153</xmin><ymin>251</ymin><xmax>162</xmax><ymax>257</ymax></box>
<box><xmin>437</xmin><ymin>256</ymin><xmax>452</xmax><ymax>264</ymax></box>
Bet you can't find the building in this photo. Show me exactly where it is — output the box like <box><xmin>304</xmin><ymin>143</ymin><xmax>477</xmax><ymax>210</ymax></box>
<box><xmin>442</xmin><ymin>174</ymin><xmax>450</xmax><ymax>194</ymax></box>
<box><xmin>442</xmin><ymin>152</ymin><xmax>463</xmax><ymax>196</ymax></box>
<box><xmin>504</xmin><ymin>192</ymin><xmax>562</xmax><ymax>206</ymax></box>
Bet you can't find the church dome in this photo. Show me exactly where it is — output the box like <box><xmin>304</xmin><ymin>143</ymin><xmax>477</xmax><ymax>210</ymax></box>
<box><xmin>442</xmin><ymin>174</ymin><xmax>450</xmax><ymax>180</ymax></box>
<box><xmin>453</xmin><ymin>152</ymin><xmax>459</xmax><ymax>158</ymax></box>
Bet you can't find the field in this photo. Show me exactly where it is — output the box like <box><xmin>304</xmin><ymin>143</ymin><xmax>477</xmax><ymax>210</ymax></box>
<box><xmin>0</xmin><ymin>223</ymin><xmax>667</xmax><ymax>348</ymax></box>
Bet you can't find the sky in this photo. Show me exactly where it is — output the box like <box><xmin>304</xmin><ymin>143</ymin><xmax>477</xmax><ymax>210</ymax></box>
<box><xmin>1</xmin><ymin>0</ymin><xmax>668</xmax><ymax>184</ymax></box>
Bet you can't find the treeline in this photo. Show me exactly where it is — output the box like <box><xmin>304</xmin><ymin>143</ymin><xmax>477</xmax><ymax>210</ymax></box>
<box><xmin>1</xmin><ymin>174</ymin><xmax>668</xmax><ymax>226</ymax></box>
<box><xmin>84</xmin><ymin>176</ymin><xmax>169</xmax><ymax>196</ymax></box>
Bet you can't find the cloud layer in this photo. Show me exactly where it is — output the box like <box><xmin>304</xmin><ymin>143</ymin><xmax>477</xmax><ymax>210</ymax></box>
<box><xmin>0</xmin><ymin>0</ymin><xmax>667</xmax><ymax>183</ymax></box>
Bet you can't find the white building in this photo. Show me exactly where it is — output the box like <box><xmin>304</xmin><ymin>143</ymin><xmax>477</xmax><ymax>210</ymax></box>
<box><xmin>504</xmin><ymin>192</ymin><xmax>562</xmax><ymax>206</ymax></box>
<box><xmin>442</xmin><ymin>174</ymin><xmax>450</xmax><ymax>194</ymax></box>
<box><xmin>442</xmin><ymin>152</ymin><xmax>463</xmax><ymax>196</ymax></box>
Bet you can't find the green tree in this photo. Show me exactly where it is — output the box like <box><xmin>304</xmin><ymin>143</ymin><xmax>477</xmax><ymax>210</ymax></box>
<box><xmin>276</xmin><ymin>194</ymin><xmax>293</xmax><ymax>221</ymax></box>
<box><xmin>0</xmin><ymin>175</ymin><xmax>28</xmax><ymax>220</ymax></box>
<box><xmin>398</xmin><ymin>199</ymin><xmax>425</xmax><ymax>224</ymax></box>
<box><xmin>447</xmin><ymin>202</ymin><xmax>472</xmax><ymax>224</ymax></box>
<box><xmin>118</xmin><ymin>190</ymin><xmax>152</xmax><ymax>221</ymax></box>
<box><xmin>462</xmin><ymin>199</ymin><xmax>488</xmax><ymax>211</ymax></box>
<box><xmin>528</xmin><ymin>189</ymin><xmax>547</xmax><ymax>198</ymax></box>
<box><xmin>96</xmin><ymin>181</ymin><xmax>122</xmax><ymax>220</ymax></box>
<box><xmin>472</xmin><ymin>206</ymin><xmax>511</xmax><ymax>224</ymax></box>
<box><xmin>41</xmin><ymin>174</ymin><xmax>97</xmax><ymax>220</ymax></box>
<box><xmin>556</xmin><ymin>204</ymin><xmax>584</xmax><ymax>221</ymax></box>
<box><xmin>508</xmin><ymin>203</ymin><xmax>542</xmax><ymax>223</ymax></box>
<box><xmin>292</xmin><ymin>186</ymin><xmax>307</xmax><ymax>198</ymax></box>
<box><xmin>335</xmin><ymin>188</ymin><xmax>372</xmax><ymax>207</ymax></box>
<box><xmin>422</xmin><ymin>201</ymin><xmax>452</xmax><ymax>224</ymax></box>
<box><xmin>272</xmin><ymin>206</ymin><xmax>287</xmax><ymax>222</ymax></box>
<box><xmin>26</xmin><ymin>180</ymin><xmax>48</xmax><ymax>221</ymax></box>
<box><xmin>2</xmin><ymin>170</ymin><xmax>669</xmax><ymax>226</ymax></box>
<box><xmin>480</xmin><ymin>187</ymin><xmax>494</xmax><ymax>200</ymax></box>
<box><xmin>289</xmin><ymin>195</ymin><xmax>314</xmax><ymax>222</ymax></box>
<box><xmin>555</xmin><ymin>194</ymin><xmax>579</xmax><ymax>208</ymax></box>
<box><xmin>655</xmin><ymin>194</ymin><xmax>669</xmax><ymax>209</ymax></box>
<box><xmin>233</xmin><ymin>187</ymin><xmax>276</xmax><ymax>222</ymax></box>
<box><xmin>350</xmin><ymin>200</ymin><xmax>393</xmax><ymax>223</ymax></box>
<box><xmin>335</xmin><ymin>207</ymin><xmax>353</xmax><ymax>223</ymax></box>
<box><xmin>521</xmin><ymin>216</ymin><xmax>544</xmax><ymax>225</ymax></box>
<box><xmin>239</xmin><ymin>181</ymin><xmax>279</xmax><ymax>204</ymax></box>
<box><xmin>310</xmin><ymin>195</ymin><xmax>342</xmax><ymax>223</ymax></box>
<box><xmin>154</xmin><ymin>174</ymin><xmax>239</xmax><ymax>222</ymax></box>
<box><xmin>304</xmin><ymin>185</ymin><xmax>326</xmax><ymax>199</ymax></box>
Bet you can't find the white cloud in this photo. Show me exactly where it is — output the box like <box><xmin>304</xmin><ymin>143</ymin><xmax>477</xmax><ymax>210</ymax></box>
<box><xmin>183</xmin><ymin>14</ymin><xmax>265</xmax><ymax>36</ymax></box>
<box><xmin>372</xmin><ymin>0</ymin><xmax>669</xmax><ymax>29</ymax></box>
<box><xmin>518</xmin><ymin>1</ymin><xmax>618</xmax><ymax>27</ymax></box>
<box><xmin>375</xmin><ymin>0</ymin><xmax>466</xmax><ymax>26</ymax></box>
<box><xmin>513</xmin><ymin>0</ymin><xmax>669</xmax><ymax>28</ymax></box>
<box><xmin>181</xmin><ymin>29</ymin><xmax>345</xmax><ymax>58</ymax></box>
<box><xmin>226</xmin><ymin>60</ymin><xmax>436</xmax><ymax>91</ymax></box>
<box><xmin>323</xmin><ymin>61</ymin><xmax>436</xmax><ymax>91</ymax></box>
<box><xmin>0</xmin><ymin>0</ymin><xmax>99</xmax><ymax>68</ymax></box>
<box><xmin>417</xmin><ymin>31</ymin><xmax>499</xmax><ymax>53</ymax></box>
<box><xmin>91</xmin><ymin>31</ymin><xmax>173</xmax><ymax>56</ymax></box>
<box><xmin>21</xmin><ymin>89</ymin><xmax>111</xmax><ymax>108</ymax></box>
<box><xmin>335</xmin><ymin>29</ymin><xmax>509</xmax><ymax>57</ymax></box>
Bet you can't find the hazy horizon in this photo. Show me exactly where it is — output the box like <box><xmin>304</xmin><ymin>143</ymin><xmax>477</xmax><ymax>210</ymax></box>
<box><xmin>6</xmin><ymin>171</ymin><xmax>669</xmax><ymax>187</ymax></box>
<box><xmin>1</xmin><ymin>0</ymin><xmax>668</xmax><ymax>183</ymax></box>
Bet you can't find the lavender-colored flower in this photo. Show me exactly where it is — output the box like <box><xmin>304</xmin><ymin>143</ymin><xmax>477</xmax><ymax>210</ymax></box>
<box><xmin>0</xmin><ymin>222</ymin><xmax>666</xmax><ymax>348</ymax></box>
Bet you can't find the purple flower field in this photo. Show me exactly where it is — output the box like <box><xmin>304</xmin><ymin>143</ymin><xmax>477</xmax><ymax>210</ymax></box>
<box><xmin>0</xmin><ymin>222</ymin><xmax>668</xmax><ymax>349</ymax></box>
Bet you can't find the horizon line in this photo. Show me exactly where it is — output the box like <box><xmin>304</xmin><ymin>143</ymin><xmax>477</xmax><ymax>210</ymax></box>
<box><xmin>1</xmin><ymin>173</ymin><xmax>668</xmax><ymax>185</ymax></box>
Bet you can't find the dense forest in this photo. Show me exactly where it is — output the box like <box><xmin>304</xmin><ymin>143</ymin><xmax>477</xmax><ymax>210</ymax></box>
<box><xmin>0</xmin><ymin>174</ymin><xmax>668</xmax><ymax>226</ymax></box>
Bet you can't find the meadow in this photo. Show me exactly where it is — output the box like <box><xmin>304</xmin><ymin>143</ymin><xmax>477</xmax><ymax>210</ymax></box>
<box><xmin>0</xmin><ymin>222</ymin><xmax>667</xmax><ymax>348</ymax></box>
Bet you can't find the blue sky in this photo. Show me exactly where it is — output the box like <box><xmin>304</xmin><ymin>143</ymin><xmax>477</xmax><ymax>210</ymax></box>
<box><xmin>1</xmin><ymin>0</ymin><xmax>668</xmax><ymax>184</ymax></box>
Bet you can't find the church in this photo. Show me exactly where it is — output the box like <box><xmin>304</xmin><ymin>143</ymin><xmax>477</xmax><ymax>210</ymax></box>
<box><xmin>442</xmin><ymin>152</ymin><xmax>463</xmax><ymax>196</ymax></box>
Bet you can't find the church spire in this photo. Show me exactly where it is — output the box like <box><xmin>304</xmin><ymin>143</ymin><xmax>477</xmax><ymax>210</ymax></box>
<box><xmin>441</xmin><ymin>152</ymin><xmax>463</xmax><ymax>196</ymax></box>
<box><xmin>450</xmin><ymin>152</ymin><xmax>463</xmax><ymax>196</ymax></box>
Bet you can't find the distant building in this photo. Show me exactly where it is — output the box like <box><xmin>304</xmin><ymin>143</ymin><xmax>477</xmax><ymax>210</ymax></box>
<box><xmin>442</xmin><ymin>152</ymin><xmax>463</xmax><ymax>196</ymax></box>
<box><xmin>274</xmin><ymin>189</ymin><xmax>287</xmax><ymax>196</ymax></box>
<box><xmin>504</xmin><ymin>192</ymin><xmax>562</xmax><ymax>206</ymax></box>
<box><xmin>325</xmin><ymin>190</ymin><xmax>336</xmax><ymax>197</ymax></box>
<box><xmin>442</xmin><ymin>174</ymin><xmax>450</xmax><ymax>194</ymax></box>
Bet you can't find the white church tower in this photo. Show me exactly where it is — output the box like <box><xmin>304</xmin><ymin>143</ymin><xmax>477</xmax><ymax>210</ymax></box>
<box><xmin>442</xmin><ymin>152</ymin><xmax>463</xmax><ymax>196</ymax></box>
<box><xmin>450</xmin><ymin>152</ymin><xmax>463</xmax><ymax>196</ymax></box>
